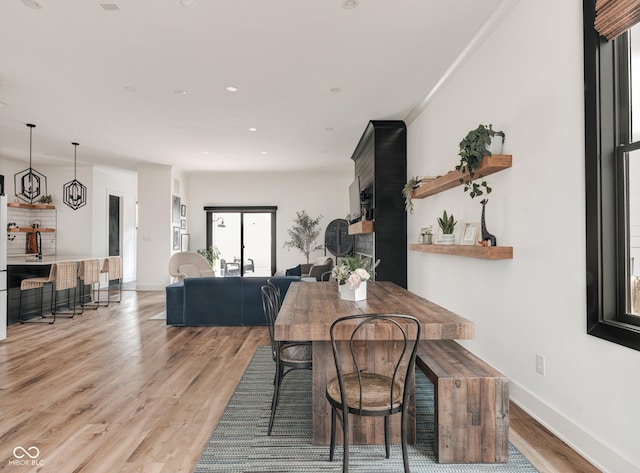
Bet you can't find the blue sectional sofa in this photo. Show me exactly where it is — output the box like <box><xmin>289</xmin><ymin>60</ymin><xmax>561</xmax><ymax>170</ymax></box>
<box><xmin>165</xmin><ymin>275</ymin><xmax>300</xmax><ymax>326</ymax></box>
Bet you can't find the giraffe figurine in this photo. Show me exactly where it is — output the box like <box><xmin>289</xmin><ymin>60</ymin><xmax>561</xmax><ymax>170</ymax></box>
<box><xmin>480</xmin><ymin>199</ymin><xmax>497</xmax><ymax>247</ymax></box>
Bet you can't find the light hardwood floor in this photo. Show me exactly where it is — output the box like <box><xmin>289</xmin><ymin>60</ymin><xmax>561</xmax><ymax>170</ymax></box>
<box><xmin>0</xmin><ymin>290</ymin><xmax>600</xmax><ymax>472</ymax></box>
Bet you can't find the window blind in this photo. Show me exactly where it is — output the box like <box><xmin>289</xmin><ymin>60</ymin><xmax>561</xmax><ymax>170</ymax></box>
<box><xmin>595</xmin><ymin>0</ymin><xmax>640</xmax><ymax>40</ymax></box>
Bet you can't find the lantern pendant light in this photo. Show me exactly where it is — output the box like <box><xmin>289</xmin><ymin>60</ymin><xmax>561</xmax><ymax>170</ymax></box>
<box><xmin>14</xmin><ymin>123</ymin><xmax>47</xmax><ymax>204</ymax></box>
<box><xmin>63</xmin><ymin>142</ymin><xmax>87</xmax><ymax>210</ymax></box>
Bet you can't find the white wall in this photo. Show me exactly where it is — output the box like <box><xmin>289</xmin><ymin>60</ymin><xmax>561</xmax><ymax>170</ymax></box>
<box><xmin>136</xmin><ymin>163</ymin><xmax>172</xmax><ymax>290</ymax></box>
<box><xmin>406</xmin><ymin>1</ymin><xmax>640</xmax><ymax>472</ymax></box>
<box><xmin>186</xmin><ymin>169</ymin><xmax>352</xmax><ymax>273</ymax></box>
<box><xmin>91</xmin><ymin>166</ymin><xmax>137</xmax><ymax>283</ymax></box>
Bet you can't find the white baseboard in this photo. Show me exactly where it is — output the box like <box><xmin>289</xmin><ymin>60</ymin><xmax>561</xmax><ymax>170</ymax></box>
<box><xmin>134</xmin><ymin>283</ymin><xmax>166</xmax><ymax>291</ymax></box>
<box><xmin>510</xmin><ymin>380</ymin><xmax>638</xmax><ymax>473</ymax></box>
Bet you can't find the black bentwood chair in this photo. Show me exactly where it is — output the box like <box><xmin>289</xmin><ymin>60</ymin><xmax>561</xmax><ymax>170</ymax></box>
<box><xmin>260</xmin><ymin>284</ymin><xmax>312</xmax><ymax>435</ymax></box>
<box><xmin>326</xmin><ymin>314</ymin><xmax>420</xmax><ymax>473</ymax></box>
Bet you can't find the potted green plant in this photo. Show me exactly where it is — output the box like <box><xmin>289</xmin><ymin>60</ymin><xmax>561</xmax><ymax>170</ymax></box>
<box><xmin>456</xmin><ymin>124</ymin><xmax>505</xmax><ymax>199</ymax></box>
<box><xmin>402</xmin><ymin>176</ymin><xmax>422</xmax><ymax>214</ymax></box>
<box><xmin>437</xmin><ymin>210</ymin><xmax>457</xmax><ymax>245</ymax></box>
<box><xmin>39</xmin><ymin>194</ymin><xmax>52</xmax><ymax>204</ymax></box>
<box><xmin>197</xmin><ymin>245</ymin><xmax>220</xmax><ymax>268</ymax></box>
<box><xmin>283</xmin><ymin>210</ymin><xmax>323</xmax><ymax>264</ymax></box>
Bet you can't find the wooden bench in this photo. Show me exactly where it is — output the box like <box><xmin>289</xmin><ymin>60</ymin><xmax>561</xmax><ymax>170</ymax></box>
<box><xmin>415</xmin><ymin>339</ymin><xmax>509</xmax><ymax>463</ymax></box>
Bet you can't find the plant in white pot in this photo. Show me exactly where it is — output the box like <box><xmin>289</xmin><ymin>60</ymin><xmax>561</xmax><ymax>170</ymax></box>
<box><xmin>283</xmin><ymin>210</ymin><xmax>323</xmax><ymax>264</ymax></box>
<box><xmin>437</xmin><ymin>210</ymin><xmax>457</xmax><ymax>245</ymax></box>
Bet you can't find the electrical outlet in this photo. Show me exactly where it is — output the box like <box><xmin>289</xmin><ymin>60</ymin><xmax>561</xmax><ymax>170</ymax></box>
<box><xmin>535</xmin><ymin>353</ymin><xmax>546</xmax><ymax>375</ymax></box>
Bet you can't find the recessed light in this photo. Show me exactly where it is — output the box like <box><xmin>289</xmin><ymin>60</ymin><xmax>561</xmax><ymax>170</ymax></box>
<box><xmin>330</xmin><ymin>87</ymin><xmax>341</xmax><ymax>93</ymax></box>
<box><xmin>124</xmin><ymin>86</ymin><xmax>136</xmax><ymax>93</ymax></box>
<box><xmin>180</xmin><ymin>0</ymin><xmax>199</xmax><ymax>8</ymax></box>
<box><xmin>325</xmin><ymin>127</ymin><xmax>333</xmax><ymax>132</ymax></box>
<box><xmin>99</xmin><ymin>3</ymin><xmax>120</xmax><ymax>11</ymax></box>
<box><xmin>261</xmin><ymin>151</ymin><xmax>268</xmax><ymax>155</ymax></box>
<box><xmin>201</xmin><ymin>151</ymin><xmax>210</xmax><ymax>155</ymax></box>
<box><xmin>248</xmin><ymin>127</ymin><xmax>258</xmax><ymax>132</ymax></box>
<box><xmin>342</xmin><ymin>0</ymin><xmax>358</xmax><ymax>9</ymax></box>
<box><xmin>21</xmin><ymin>0</ymin><xmax>42</xmax><ymax>9</ymax></box>
<box><xmin>226</xmin><ymin>86</ymin><xmax>238</xmax><ymax>93</ymax></box>
<box><xmin>174</xmin><ymin>89</ymin><xmax>187</xmax><ymax>95</ymax></box>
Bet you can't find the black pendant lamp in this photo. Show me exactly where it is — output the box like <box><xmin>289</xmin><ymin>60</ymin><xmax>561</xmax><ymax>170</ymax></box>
<box><xmin>63</xmin><ymin>142</ymin><xmax>87</xmax><ymax>210</ymax></box>
<box><xmin>14</xmin><ymin>123</ymin><xmax>47</xmax><ymax>204</ymax></box>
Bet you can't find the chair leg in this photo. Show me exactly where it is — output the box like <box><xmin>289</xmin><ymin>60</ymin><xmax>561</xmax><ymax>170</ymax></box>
<box><xmin>20</xmin><ymin>286</ymin><xmax>55</xmax><ymax>324</ymax></box>
<box><xmin>268</xmin><ymin>361</ymin><xmax>283</xmax><ymax>435</ymax></box>
<box><xmin>401</xmin><ymin>409</ymin><xmax>410</xmax><ymax>473</ymax></box>
<box><xmin>51</xmin><ymin>287</ymin><xmax>78</xmax><ymax>318</ymax></box>
<box><xmin>384</xmin><ymin>415</ymin><xmax>390</xmax><ymax>459</ymax></box>
<box><xmin>329</xmin><ymin>407</ymin><xmax>337</xmax><ymax>461</ymax></box>
<box><xmin>342</xmin><ymin>407</ymin><xmax>349</xmax><ymax>473</ymax></box>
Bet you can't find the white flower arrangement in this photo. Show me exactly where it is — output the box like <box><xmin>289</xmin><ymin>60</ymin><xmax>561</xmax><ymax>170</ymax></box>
<box><xmin>331</xmin><ymin>255</ymin><xmax>380</xmax><ymax>289</ymax></box>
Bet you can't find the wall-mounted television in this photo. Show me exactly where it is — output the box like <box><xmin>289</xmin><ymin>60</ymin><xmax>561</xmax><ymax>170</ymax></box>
<box><xmin>349</xmin><ymin>177</ymin><xmax>361</xmax><ymax>223</ymax></box>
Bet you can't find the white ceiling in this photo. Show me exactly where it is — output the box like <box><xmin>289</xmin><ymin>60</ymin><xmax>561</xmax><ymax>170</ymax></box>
<box><xmin>0</xmin><ymin>0</ymin><xmax>505</xmax><ymax>173</ymax></box>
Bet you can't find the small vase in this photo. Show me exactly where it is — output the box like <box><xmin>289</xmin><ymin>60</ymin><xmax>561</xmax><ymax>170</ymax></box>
<box><xmin>487</xmin><ymin>135</ymin><xmax>504</xmax><ymax>155</ymax></box>
<box><xmin>339</xmin><ymin>281</ymin><xmax>367</xmax><ymax>301</ymax></box>
<box><xmin>439</xmin><ymin>234</ymin><xmax>455</xmax><ymax>245</ymax></box>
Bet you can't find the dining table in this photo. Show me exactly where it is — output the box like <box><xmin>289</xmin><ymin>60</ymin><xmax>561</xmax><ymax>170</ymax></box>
<box><xmin>274</xmin><ymin>280</ymin><xmax>475</xmax><ymax>446</ymax></box>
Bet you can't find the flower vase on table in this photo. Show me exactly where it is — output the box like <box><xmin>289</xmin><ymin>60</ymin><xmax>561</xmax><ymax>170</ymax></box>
<box><xmin>339</xmin><ymin>280</ymin><xmax>367</xmax><ymax>301</ymax></box>
<box><xmin>332</xmin><ymin>255</ymin><xmax>380</xmax><ymax>302</ymax></box>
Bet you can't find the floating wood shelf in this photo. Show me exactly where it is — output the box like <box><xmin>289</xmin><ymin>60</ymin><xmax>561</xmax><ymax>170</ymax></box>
<box><xmin>7</xmin><ymin>227</ymin><xmax>55</xmax><ymax>233</ymax></box>
<box><xmin>408</xmin><ymin>243</ymin><xmax>513</xmax><ymax>260</ymax></box>
<box><xmin>412</xmin><ymin>155</ymin><xmax>512</xmax><ymax>199</ymax></box>
<box><xmin>348</xmin><ymin>220</ymin><xmax>374</xmax><ymax>235</ymax></box>
<box><xmin>7</xmin><ymin>202</ymin><xmax>55</xmax><ymax>209</ymax></box>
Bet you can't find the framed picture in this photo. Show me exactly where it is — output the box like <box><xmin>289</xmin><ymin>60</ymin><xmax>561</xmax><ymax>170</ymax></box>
<box><xmin>181</xmin><ymin>218</ymin><xmax>187</xmax><ymax>230</ymax></box>
<box><xmin>172</xmin><ymin>195</ymin><xmax>181</xmax><ymax>223</ymax></box>
<box><xmin>173</xmin><ymin>226</ymin><xmax>180</xmax><ymax>250</ymax></box>
<box><xmin>461</xmin><ymin>222</ymin><xmax>480</xmax><ymax>245</ymax></box>
<box><xmin>181</xmin><ymin>204</ymin><xmax>186</xmax><ymax>217</ymax></box>
<box><xmin>181</xmin><ymin>233</ymin><xmax>190</xmax><ymax>251</ymax></box>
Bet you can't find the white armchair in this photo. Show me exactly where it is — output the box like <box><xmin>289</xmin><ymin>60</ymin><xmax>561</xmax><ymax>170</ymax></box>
<box><xmin>169</xmin><ymin>251</ymin><xmax>215</xmax><ymax>281</ymax></box>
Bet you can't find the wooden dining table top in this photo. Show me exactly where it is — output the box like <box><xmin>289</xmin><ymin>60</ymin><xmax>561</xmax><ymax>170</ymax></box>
<box><xmin>275</xmin><ymin>281</ymin><xmax>475</xmax><ymax>341</ymax></box>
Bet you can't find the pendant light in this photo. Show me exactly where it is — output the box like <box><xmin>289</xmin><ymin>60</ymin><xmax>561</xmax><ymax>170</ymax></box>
<box><xmin>14</xmin><ymin>123</ymin><xmax>47</xmax><ymax>204</ymax></box>
<box><xmin>63</xmin><ymin>142</ymin><xmax>87</xmax><ymax>210</ymax></box>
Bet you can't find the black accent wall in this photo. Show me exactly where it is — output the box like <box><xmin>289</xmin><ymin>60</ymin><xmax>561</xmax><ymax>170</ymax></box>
<box><xmin>351</xmin><ymin>120</ymin><xmax>407</xmax><ymax>288</ymax></box>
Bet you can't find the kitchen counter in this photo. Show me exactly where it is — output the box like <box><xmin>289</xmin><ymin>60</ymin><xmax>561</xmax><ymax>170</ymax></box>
<box><xmin>7</xmin><ymin>255</ymin><xmax>98</xmax><ymax>265</ymax></box>
<box><xmin>6</xmin><ymin>256</ymin><xmax>106</xmax><ymax>324</ymax></box>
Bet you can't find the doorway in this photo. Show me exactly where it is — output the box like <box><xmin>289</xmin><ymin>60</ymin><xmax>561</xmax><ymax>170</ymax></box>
<box><xmin>205</xmin><ymin>206</ymin><xmax>276</xmax><ymax>277</ymax></box>
<box><xmin>109</xmin><ymin>195</ymin><xmax>121</xmax><ymax>257</ymax></box>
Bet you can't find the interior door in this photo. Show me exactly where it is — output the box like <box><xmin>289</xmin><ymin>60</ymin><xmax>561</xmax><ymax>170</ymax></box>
<box><xmin>109</xmin><ymin>195</ymin><xmax>120</xmax><ymax>257</ymax></box>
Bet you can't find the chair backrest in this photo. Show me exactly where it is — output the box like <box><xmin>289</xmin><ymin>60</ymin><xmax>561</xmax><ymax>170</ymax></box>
<box><xmin>329</xmin><ymin>314</ymin><xmax>421</xmax><ymax>413</ymax></box>
<box><xmin>320</xmin><ymin>270</ymin><xmax>332</xmax><ymax>282</ymax></box>
<box><xmin>169</xmin><ymin>252</ymin><xmax>214</xmax><ymax>281</ymax></box>
<box><xmin>260</xmin><ymin>285</ymin><xmax>279</xmax><ymax>359</ymax></box>
<box><xmin>78</xmin><ymin>259</ymin><xmax>101</xmax><ymax>284</ymax></box>
<box><xmin>102</xmin><ymin>256</ymin><xmax>123</xmax><ymax>280</ymax></box>
<box><xmin>55</xmin><ymin>261</ymin><xmax>79</xmax><ymax>291</ymax></box>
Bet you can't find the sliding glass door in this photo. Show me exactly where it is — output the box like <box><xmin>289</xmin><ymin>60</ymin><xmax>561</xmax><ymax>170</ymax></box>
<box><xmin>205</xmin><ymin>206</ymin><xmax>276</xmax><ymax>277</ymax></box>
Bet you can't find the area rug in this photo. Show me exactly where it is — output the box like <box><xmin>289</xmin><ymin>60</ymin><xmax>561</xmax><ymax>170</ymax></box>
<box><xmin>193</xmin><ymin>347</ymin><xmax>538</xmax><ymax>473</ymax></box>
<box><xmin>148</xmin><ymin>311</ymin><xmax>166</xmax><ymax>320</ymax></box>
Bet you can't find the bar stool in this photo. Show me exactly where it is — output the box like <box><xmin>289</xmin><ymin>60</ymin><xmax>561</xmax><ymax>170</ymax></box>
<box><xmin>77</xmin><ymin>259</ymin><xmax>102</xmax><ymax>310</ymax></box>
<box><xmin>19</xmin><ymin>264</ymin><xmax>56</xmax><ymax>324</ymax></box>
<box><xmin>19</xmin><ymin>261</ymin><xmax>79</xmax><ymax>323</ymax></box>
<box><xmin>45</xmin><ymin>261</ymin><xmax>80</xmax><ymax>320</ymax></box>
<box><xmin>101</xmin><ymin>256</ymin><xmax>122</xmax><ymax>306</ymax></box>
